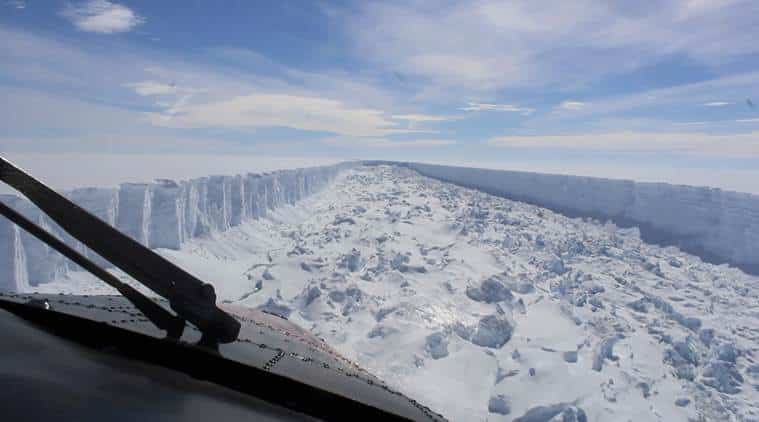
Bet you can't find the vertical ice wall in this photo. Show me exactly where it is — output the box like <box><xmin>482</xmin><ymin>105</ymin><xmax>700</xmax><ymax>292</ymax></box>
<box><xmin>394</xmin><ymin>162</ymin><xmax>759</xmax><ymax>275</ymax></box>
<box><xmin>0</xmin><ymin>194</ymin><xmax>68</xmax><ymax>286</ymax></box>
<box><xmin>68</xmin><ymin>187</ymin><xmax>120</xmax><ymax>267</ymax></box>
<box><xmin>0</xmin><ymin>195</ymin><xmax>30</xmax><ymax>292</ymax></box>
<box><xmin>230</xmin><ymin>175</ymin><xmax>246</xmax><ymax>227</ymax></box>
<box><xmin>183</xmin><ymin>177</ymin><xmax>211</xmax><ymax>239</ymax></box>
<box><xmin>68</xmin><ymin>187</ymin><xmax>119</xmax><ymax>226</ymax></box>
<box><xmin>207</xmin><ymin>175</ymin><xmax>232</xmax><ymax>232</ymax></box>
<box><xmin>0</xmin><ymin>162</ymin><xmax>355</xmax><ymax>291</ymax></box>
<box><xmin>149</xmin><ymin>180</ymin><xmax>184</xmax><ymax>250</ymax></box>
<box><xmin>116</xmin><ymin>183</ymin><xmax>152</xmax><ymax>246</ymax></box>
<box><xmin>243</xmin><ymin>174</ymin><xmax>259</xmax><ymax>219</ymax></box>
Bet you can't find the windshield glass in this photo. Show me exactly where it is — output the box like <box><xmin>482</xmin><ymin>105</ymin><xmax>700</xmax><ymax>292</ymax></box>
<box><xmin>2</xmin><ymin>2</ymin><xmax>759</xmax><ymax>421</ymax></box>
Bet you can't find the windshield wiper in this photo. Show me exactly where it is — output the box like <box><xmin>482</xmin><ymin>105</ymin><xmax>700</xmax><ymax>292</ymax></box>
<box><xmin>0</xmin><ymin>156</ymin><xmax>241</xmax><ymax>346</ymax></box>
<box><xmin>0</xmin><ymin>200</ymin><xmax>185</xmax><ymax>339</ymax></box>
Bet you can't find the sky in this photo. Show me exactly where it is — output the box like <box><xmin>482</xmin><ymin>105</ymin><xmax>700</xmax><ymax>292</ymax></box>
<box><xmin>1</xmin><ymin>0</ymin><xmax>759</xmax><ymax>192</ymax></box>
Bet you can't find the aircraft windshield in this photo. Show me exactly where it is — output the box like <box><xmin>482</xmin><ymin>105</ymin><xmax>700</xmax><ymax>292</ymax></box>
<box><xmin>2</xmin><ymin>2</ymin><xmax>759</xmax><ymax>421</ymax></box>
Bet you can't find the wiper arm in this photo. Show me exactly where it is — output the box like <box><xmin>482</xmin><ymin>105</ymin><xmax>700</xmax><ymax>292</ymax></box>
<box><xmin>0</xmin><ymin>200</ymin><xmax>185</xmax><ymax>339</ymax></box>
<box><xmin>0</xmin><ymin>156</ymin><xmax>241</xmax><ymax>345</ymax></box>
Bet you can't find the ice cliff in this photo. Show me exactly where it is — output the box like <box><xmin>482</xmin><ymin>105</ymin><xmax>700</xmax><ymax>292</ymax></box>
<box><xmin>0</xmin><ymin>162</ymin><xmax>354</xmax><ymax>292</ymax></box>
<box><xmin>379</xmin><ymin>162</ymin><xmax>759</xmax><ymax>275</ymax></box>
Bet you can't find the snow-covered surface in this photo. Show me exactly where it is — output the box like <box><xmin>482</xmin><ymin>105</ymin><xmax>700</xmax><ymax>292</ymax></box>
<box><xmin>20</xmin><ymin>165</ymin><xmax>759</xmax><ymax>421</ymax></box>
<box><xmin>392</xmin><ymin>161</ymin><xmax>759</xmax><ymax>276</ymax></box>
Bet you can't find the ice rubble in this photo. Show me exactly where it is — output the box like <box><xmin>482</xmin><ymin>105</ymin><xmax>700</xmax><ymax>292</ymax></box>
<box><xmin>0</xmin><ymin>163</ymin><xmax>354</xmax><ymax>292</ymax></box>
<box><xmin>381</xmin><ymin>161</ymin><xmax>759</xmax><ymax>275</ymax></box>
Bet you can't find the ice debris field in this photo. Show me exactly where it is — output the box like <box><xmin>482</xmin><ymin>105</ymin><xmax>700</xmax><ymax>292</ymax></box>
<box><xmin>2</xmin><ymin>163</ymin><xmax>759</xmax><ymax>421</ymax></box>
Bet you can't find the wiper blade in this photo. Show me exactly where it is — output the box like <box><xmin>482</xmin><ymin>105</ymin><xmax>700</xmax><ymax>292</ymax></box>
<box><xmin>0</xmin><ymin>201</ymin><xmax>184</xmax><ymax>339</ymax></box>
<box><xmin>0</xmin><ymin>156</ymin><xmax>240</xmax><ymax>345</ymax></box>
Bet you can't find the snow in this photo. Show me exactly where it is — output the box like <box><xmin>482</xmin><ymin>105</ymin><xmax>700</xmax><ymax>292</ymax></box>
<box><xmin>4</xmin><ymin>164</ymin><xmax>759</xmax><ymax>420</ymax></box>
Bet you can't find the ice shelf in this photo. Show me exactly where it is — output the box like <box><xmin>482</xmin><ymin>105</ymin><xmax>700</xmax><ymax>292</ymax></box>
<box><xmin>0</xmin><ymin>162</ymin><xmax>355</xmax><ymax>291</ymax></box>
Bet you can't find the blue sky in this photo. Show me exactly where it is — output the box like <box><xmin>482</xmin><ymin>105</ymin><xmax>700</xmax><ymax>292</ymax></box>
<box><xmin>1</xmin><ymin>1</ymin><xmax>759</xmax><ymax>191</ymax></box>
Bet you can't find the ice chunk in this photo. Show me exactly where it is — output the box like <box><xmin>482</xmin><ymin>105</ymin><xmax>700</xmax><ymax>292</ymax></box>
<box><xmin>487</xmin><ymin>395</ymin><xmax>511</xmax><ymax>415</ymax></box>
<box><xmin>425</xmin><ymin>332</ymin><xmax>449</xmax><ymax>359</ymax></box>
<box><xmin>513</xmin><ymin>403</ymin><xmax>587</xmax><ymax>422</ymax></box>
<box><xmin>675</xmin><ymin>398</ymin><xmax>691</xmax><ymax>407</ymax></box>
<box><xmin>698</xmin><ymin>328</ymin><xmax>714</xmax><ymax>346</ymax></box>
<box><xmin>593</xmin><ymin>335</ymin><xmax>623</xmax><ymax>371</ymax></box>
<box><xmin>471</xmin><ymin>315</ymin><xmax>513</xmax><ymax>348</ymax></box>
<box><xmin>713</xmin><ymin>341</ymin><xmax>741</xmax><ymax>364</ymax></box>
<box><xmin>466</xmin><ymin>275</ymin><xmax>514</xmax><ymax>303</ymax></box>
<box><xmin>338</xmin><ymin>249</ymin><xmax>363</xmax><ymax>272</ymax></box>
<box><xmin>702</xmin><ymin>360</ymin><xmax>744</xmax><ymax>394</ymax></box>
<box><xmin>367</xmin><ymin>325</ymin><xmax>397</xmax><ymax>339</ymax></box>
<box><xmin>302</xmin><ymin>286</ymin><xmax>321</xmax><ymax>307</ymax></box>
<box><xmin>257</xmin><ymin>298</ymin><xmax>292</xmax><ymax>319</ymax></box>
<box><xmin>673</xmin><ymin>336</ymin><xmax>700</xmax><ymax>366</ymax></box>
<box><xmin>328</xmin><ymin>290</ymin><xmax>346</xmax><ymax>302</ymax></box>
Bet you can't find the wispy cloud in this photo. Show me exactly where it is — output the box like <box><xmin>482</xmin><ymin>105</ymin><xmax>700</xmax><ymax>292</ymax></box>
<box><xmin>61</xmin><ymin>0</ymin><xmax>144</xmax><ymax>34</ymax></box>
<box><xmin>143</xmin><ymin>93</ymin><xmax>413</xmax><ymax>137</ymax></box>
<box><xmin>125</xmin><ymin>80</ymin><xmax>207</xmax><ymax>116</ymax></box>
<box><xmin>7</xmin><ymin>0</ymin><xmax>25</xmax><ymax>9</ymax></box>
<box><xmin>1</xmin><ymin>26</ymin><xmax>428</xmax><ymax>152</ymax></box>
<box><xmin>486</xmin><ymin>131</ymin><xmax>759</xmax><ymax>156</ymax></box>
<box><xmin>539</xmin><ymin>72</ymin><xmax>759</xmax><ymax>119</ymax></box>
<box><xmin>126</xmin><ymin>81</ymin><xmax>177</xmax><ymax>96</ymax></box>
<box><xmin>342</xmin><ymin>0</ymin><xmax>759</xmax><ymax>95</ymax></box>
<box><xmin>324</xmin><ymin>137</ymin><xmax>455</xmax><ymax>148</ymax></box>
<box><xmin>736</xmin><ymin>118</ymin><xmax>759</xmax><ymax>123</ymax></box>
<box><xmin>391</xmin><ymin>114</ymin><xmax>451</xmax><ymax>122</ymax></box>
<box><xmin>703</xmin><ymin>101</ymin><xmax>731</xmax><ymax>106</ymax></box>
<box><xmin>460</xmin><ymin>102</ymin><xmax>535</xmax><ymax>115</ymax></box>
<box><xmin>673</xmin><ymin>121</ymin><xmax>711</xmax><ymax>126</ymax></box>
<box><xmin>559</xmin><ymin>100</ymin><xmax>585</xmax><ymax>110</ymax></box>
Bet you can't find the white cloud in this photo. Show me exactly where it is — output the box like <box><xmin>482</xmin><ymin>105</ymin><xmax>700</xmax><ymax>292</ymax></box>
<box><xmin>343</xmin><ymin>0</ymin><xmax>758</xmax><ymax>93</ymax></box>
<box><xmin>559</xmin><ymin>100</ymin><xmax>585</xmax><ymax>110</ymax></box>
<box><xmin>404</xmin><ymin>54</ymin><xmax>508</xmax><ymax>89</ymax></box>
<box><xmin>7</xmin><ymin>0</ymin><xmax>25</xmax><ymax>9</ymax></box>
<box><xmin>486</xmin><ymin>131</ymin><xmax>759</xmax><ymax>156</ymax></box>
<box><xmin>703</xmin><ymin>101</ymin><xmax>731</xmax><ymax>106</ymax></box>
<box><xmin>1</xmin><ymin>26</ymin><xmax>430</xmax><ymax>153</ymax></box>
<box><xmin>126</xmin><ymin>81</ymin><xmax>176</xmax><ymax>96</ymax></box>
<box><xmin>391</xmin><ymin>114</ymin><xmax>451</xmax><ymax>122</ymax></box>
<box><xmin>673</xmin><ymin>121</ymin><xmax>711</xmax><ymax>126</ymax></box>
<box><xmin>324</xmin><ymin>137</ymin><xmax>455</xmax><ymax>148</ymax></box>
<box><xmin>460</xmin><ymin>102</ymin><xmax>535</xmax><ymax>115</ymax></box>
<box><xmin>61</xmin><ymin>0</ymin><xmax>144</xmax><ymax>34</ymax></box>
<box><xmin>144</xmin><ymin>93</ymin><xmax>412</xmax><ymax>137</ymax></box>
<box><xmin>541</xmin><ymin>72</ymin><xmax>759</xmax><ymax>119</ymax></box>
<box><xmin>737</xmin><ymin>118</ymin><xmax>759</xmax><ymax>123</ymax></box>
